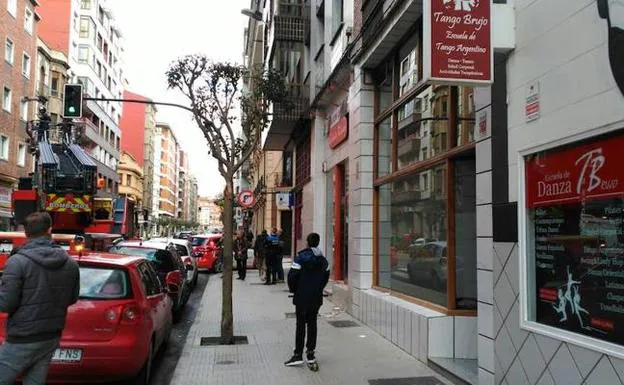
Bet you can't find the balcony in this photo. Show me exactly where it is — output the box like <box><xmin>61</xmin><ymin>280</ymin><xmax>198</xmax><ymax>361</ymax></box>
<box><xmin>273</xmin><ymin>1</ymin><xmax>308</xmax><ymax>43</ymax></box>
<box><xmin>263</xmin><ymin>84</ymin><xmax>309</xmax><ymax>150</ymax></box>
<box><xmin>79</xmin><ymin>118</ymin><xmax>119</xmax><ymax>159</ymax></box>
<box><xmin>397</xmin><ymin>136</ymin><xmax>421</xmax><ymax>158</ymax></box>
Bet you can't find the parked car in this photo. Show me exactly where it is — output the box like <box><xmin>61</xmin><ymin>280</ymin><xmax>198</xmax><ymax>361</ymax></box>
<box><xmin>190</xmin><ymin>234</ymin><xmax>223</xmax><ymax>273</ymax></box>
<box><xmin>0</xmin><ymin>252</ymin><xmax>173</xmax><ymax>384</ymax></box>
<box><xmin>0</xmin><ymin>232</ymin><xmax>78</xmax><ymax>275</ymax></box>
<box><xmin>150</xmin><ymin>237</ymin><xmax>198</xmax><ymax>288</ymax></box>
<box><xmin>109</xmin><ymin>240</ymin><xmax>191</xmax><ymax>314</ymax></box>
<box><xmin>406</xmin><ymin>241</ymin><xmax>449</xmax><ymax>290</ymax></box>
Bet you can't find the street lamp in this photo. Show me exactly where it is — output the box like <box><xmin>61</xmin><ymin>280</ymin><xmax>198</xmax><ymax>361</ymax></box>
<box><xmin>241</xmin><ymin>8</ymin><xmax>262</xmax><ymax>21</ymax></box>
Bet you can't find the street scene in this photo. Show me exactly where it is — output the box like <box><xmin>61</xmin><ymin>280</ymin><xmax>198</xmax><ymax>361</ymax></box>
<box><xmin>2</xmin><ymin>0</ymin><xmax>624</xmax><ymax>384</ymax></box>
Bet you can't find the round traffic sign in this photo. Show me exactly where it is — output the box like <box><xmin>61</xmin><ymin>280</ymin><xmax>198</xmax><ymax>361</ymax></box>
<box><xmin>237</xmin><ymin>190</ymin><xmax>256</xmax><ymax>208</ymax></box>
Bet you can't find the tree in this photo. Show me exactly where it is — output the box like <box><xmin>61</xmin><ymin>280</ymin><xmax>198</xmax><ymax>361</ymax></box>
<box><xmin>167</xmin><ymin>56</ymin><xmax>287</xmax><ymax>344</ymax></box>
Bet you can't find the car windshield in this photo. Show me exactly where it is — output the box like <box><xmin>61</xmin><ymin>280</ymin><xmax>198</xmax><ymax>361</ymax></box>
<box><xmin>0</xmin><ymin>239</ymin><xmax>13</xmax><ymax>254</ymax></box>
<box><xmin>190</xmin><ymin>237</ymin><xmax>207</xmax><ymax>247</ymax></box>
<box><xmin>79</xmin><ymin>266</ymin><xmax>130</xmax><ymax>300</ymax></box>
<box><xmin>109</xmin><ymin>246</ymin><xmax>158</xmax><ymax>261</ymax></box>
<box><xmin>174</xmin><ymin>244</ymin><xmax>188</xmax><ymax>256</ymax></box>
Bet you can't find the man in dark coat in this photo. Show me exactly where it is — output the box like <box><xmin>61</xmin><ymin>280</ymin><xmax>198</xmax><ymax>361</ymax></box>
<box><xmin>0</xmin><ymin>212</ymin><xmax>80</xmax><ymax>384</ymax></box>
<box><xmin>284</xmin><ymin>233</ymin><xmax>329</xmax><ymax>366</ymax></box>
<box><xmin>254</xmin><ymin>230</ymin><xmax>267</xmax><ymax>280</ymax></box>
<box><xmin>234</xmin><ymin>230</ymin><xmax>249</xmax><ymax>281</ymax></box>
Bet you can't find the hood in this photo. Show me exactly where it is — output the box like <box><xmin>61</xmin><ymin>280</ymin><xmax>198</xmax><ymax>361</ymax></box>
<box><xmin>15</xmin><ymin>237</ymin><xmax>69</xmax><ymax>270</ymax></box>
<box><xmin>299</xmin><ymin>247</ymin><xmax>327</xmax><ymax>270</ymax></box>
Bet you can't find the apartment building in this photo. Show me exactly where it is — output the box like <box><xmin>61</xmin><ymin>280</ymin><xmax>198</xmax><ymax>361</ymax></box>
<box><xmin>184</xmin><ymin>175</ymin><xmax>198</xmax><ymax>223</ymax></box>
<box><xmin>119</xmin><ymin>90</ymin><xmax>158</xmax><ymax>217</ymax></box>
<box><xmin>0</xmin><ymin>0</ymin><xmax>39</xmax><ymax>230</ymax></box>
<box><xmin>198</xmin><ymin>196</ymin><xmax>222</xmax><ymax>233</ymax></box>
<box><xmin>38</xmin><ymin>0</ymin><xmax>125</xmax><ymax>194</ymax></box>
<box><xmin>36</xmin><ymin>37</ymin><xmax>70</xmax><ymax>127</ymax></box>
<box><xmin>153</xmin><ymin>122</ymin><xmax>178</xmax><ymax>220</ymax></box>
<box><xmin>177</xmin><ymin>150</ymin><xmax>188</xmax><ymax>220</ymax></box>
<box><xmin>117</xmin><ymin>150</ymin><xmax>143</xmax><ymax>205</ymax></box>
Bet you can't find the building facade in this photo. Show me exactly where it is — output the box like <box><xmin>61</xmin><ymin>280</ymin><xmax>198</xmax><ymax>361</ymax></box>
<box><xmin>153</xmin><ymin>122</ymin><xmax>178</xmax><ymax>220</ymax></box>
<box><xmin>38</xmin><ymin>0</ymin><xmax>125</xmax><ymax>193</ymax></box>
<box><xmin>117</xmin><ymin>150</ymin><xmax>143</xmax><ymax>203</ymax></box>
<box><xmin>198</xmin><ymin>196</ymin><xmax>222</xmax><ymax>233</ymax></box>
<box><xmin>0</xmin><ymin>0</ymin><xmax>39</xmax><ymax>229</ymax></box>
<box><xmin>185</xmin><ymin>175</ymin><xmax>198</xmax><ymax>223</ymax></box>
<box><xmin>177</xmin><ymin>149</ymin><xmax>188</xmax><ymax>220</ymax></box>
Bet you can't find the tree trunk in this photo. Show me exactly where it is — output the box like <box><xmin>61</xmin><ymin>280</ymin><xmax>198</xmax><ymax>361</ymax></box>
<box><xmin>220</xmin><ymin>178</ymin><xmax>235</xmax><ymax>344</ymax></box>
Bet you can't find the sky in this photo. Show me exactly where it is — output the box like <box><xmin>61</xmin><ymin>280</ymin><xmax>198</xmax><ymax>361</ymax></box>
<box><xmin>106</xmin><ymin>0</ymin><xmax>250</xmax><ymax>197</ymax></box>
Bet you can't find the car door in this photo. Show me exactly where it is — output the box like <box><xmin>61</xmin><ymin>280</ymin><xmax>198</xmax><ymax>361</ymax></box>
<box><xmin>136</xmin><ymin>262</ymin><xmax>168</xmax><ymax>347</ymax></box>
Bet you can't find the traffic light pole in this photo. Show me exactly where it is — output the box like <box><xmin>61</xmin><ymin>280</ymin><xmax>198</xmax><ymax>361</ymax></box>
<box><xmin>83</xmin><ymin>97</ymin><xmax>195</xmax><ymax>114</ymax></box>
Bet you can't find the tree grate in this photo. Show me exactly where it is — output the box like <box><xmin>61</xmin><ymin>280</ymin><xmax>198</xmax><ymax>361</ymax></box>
<box><xmin>216</xmin><ymin>360</ymin><xmax>236</xmax><ymax>365</ymax></box>
<box><xmin>327</xmin><ymin>320</ymin><xmax>359</xmax><ymax>328</ymax></box>
<box><xmin>369</xmin><ymin>377</ymin><xmax>445</xmax><ymax>385</ymax></box>
<box><xmin>200</xmin><ymin>336</ymin><xmax>249</xmax><ymax>346</ymax></box>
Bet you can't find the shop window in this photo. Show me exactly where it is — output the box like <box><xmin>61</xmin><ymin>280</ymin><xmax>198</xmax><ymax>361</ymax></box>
<box><xmin>374</xmin><ymin>59</ymin><xmax>393</xmax><ymax>114</ymax></box>
<box><xmin>522</xmin><ymin>130</ymin><xmax>624</xmax><ymax>352</ymax></box>
<box><xmin>376</xmin><ymin>117</ymin><xmax>392</xmax><ymax>178</ymax></box>
<box><xmin>398</xmin><ymin>33</ymin><xmax>420</xmax><ymax>98</ymax></box>
<box><xmin>454</xmin><ymin>157</ymin><xmax>477</xmax><ymax>310</ymax></box>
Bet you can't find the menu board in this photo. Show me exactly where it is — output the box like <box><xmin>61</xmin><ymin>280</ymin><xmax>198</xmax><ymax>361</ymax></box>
<box><xmin>526</xmin><ymin>131</ymin><xmax>624</xmax><ymax>345</ymax></box>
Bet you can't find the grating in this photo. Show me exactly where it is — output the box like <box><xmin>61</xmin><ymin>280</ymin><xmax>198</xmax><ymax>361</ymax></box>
<box><xmin>327</xmin><ymin>320</ymin><xmax>359</xmax><ymax>328</ymax></box>
<box><xmin>200</xmin><ymin>336</ymin><xmax>249</xmax><ymax>346</ymax></box>
<box><xmin>285</xmin><ymin>312</ymin><xmax>296</xmax><ymax>318</ymax></box>
<box><xmin>216</xmin><ymin>360</ymin><xmax>236</xmax><ymax>365</ymax></box>
<box><xmin>369</xmin><ymin>377</ymin><xmax>445</xmax><ymax>385</ymax></box>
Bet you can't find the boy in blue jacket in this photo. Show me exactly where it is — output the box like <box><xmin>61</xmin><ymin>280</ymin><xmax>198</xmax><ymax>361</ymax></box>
<box><xmin>285</xmin><ymin>233</ymin><xmax>330</xmax><ymax>366</ymax></box>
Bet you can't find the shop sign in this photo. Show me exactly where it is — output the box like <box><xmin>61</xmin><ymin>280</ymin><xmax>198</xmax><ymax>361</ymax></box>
<box><xmin>0</xmin><ymin>187</ymin><xmax>11</xmax><ymax>207</ymax></box>
<box><xmin>525</xmin><ymin>133</ymin><xmax>624</xmax><ymax>208</ymax></box>
<box><xmin>424</xmin><ymin>0</ymin><xmax>493</xmax><ymax>85</ymax></box>
<box><xmin>525</xmin><ymin>81</ymin><xmax>540</xmax><ymax>122</ymax></box>
<box><xmin>237</xmin><ymin>190</ymin><xmax>256</xmax><ymax>209</ymax></box>
<box><xmin>526</xmin><ymin>131</ymin><xmax>624</xmax><ymax>346</ymax></box>
<box><xmin>276</xmin><ymin>193</ymin><xmax>292</xmax><ymax>211</ymax></box>
<box><xmin>328</xmin><ymin>116</ymin><xmax>349</xmax><ymax>149</ymax></box>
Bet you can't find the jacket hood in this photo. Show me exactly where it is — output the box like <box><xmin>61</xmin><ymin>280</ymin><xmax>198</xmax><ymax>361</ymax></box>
<box><xmin>16</xmin><ymin>237</ymin><xmax>69</xmax><ymax>270</ymax></box>
<box><xmin>299</xmin><ymin>247</ymin><xmax>327</xmax><ymax>271</ymax></box>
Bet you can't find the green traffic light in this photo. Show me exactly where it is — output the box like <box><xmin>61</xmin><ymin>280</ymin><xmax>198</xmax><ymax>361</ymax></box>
<box><xmin>68</xmin><ymin>106</ymin><xmax>76</xmax><ymax>113</ymax></box>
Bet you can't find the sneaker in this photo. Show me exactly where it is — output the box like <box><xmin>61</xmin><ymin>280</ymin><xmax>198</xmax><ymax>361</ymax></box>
<box><xmin>306</xmin><ymin>351</ymin><xmax>316</xmax><ymax>363</ymax></box>
<box><xmin>284</xmin><ymin>354</ymin><xmax>304</xmax><ymax>366</ymax></box>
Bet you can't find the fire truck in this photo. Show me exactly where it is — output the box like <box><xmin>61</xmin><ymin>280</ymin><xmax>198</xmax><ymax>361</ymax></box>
<box><xmin>10</xmin><ymin>90</ymin><xmax>138</xmax><ymax>239</ymax></box>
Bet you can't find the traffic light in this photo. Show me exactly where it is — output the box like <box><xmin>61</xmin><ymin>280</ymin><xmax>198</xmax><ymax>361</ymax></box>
<box><xmin>63</xmin><ymin>84</ymin><xmax>83</xmax><ymax>118</ymax></box>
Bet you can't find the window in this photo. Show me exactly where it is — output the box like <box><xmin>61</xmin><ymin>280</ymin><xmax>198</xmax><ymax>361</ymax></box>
<box><xmin>79</xmin><ymin>267</ymin><xmax>130</xmax><ymax>299</ymax></box>
<box><xmin>7</xmin><ymin>0</ymin><xmax>16</xmax><ymax>17</ymax></box>
<box><xmin>19</xmin><ymin>100</ymin><xmax>27</xmax><ymax>121</ymax></box>
<box><xmin>79</xmin><ymin>16</ymin><xmax>91</xmax><ymax>38</ymax></box>
<box><xmin>21</xmin><ymin>53</ymin><xmax>30</xmax><ymax>78</ymax></box>
<box><xmin>331</xmin><ymin>0</ymin><xmax>344</xmax><ymax>42</ymax></box>
<box><xmin>126</xmin><ymin>174</ymin><xmax>132</xmax><ymax>186</ymax></box>
<box><xmin>522</xmin><ymin>131</ymin><xmax>624</xmax><ymax>353</ymax></box>
<box><xmin>50</xmin><ymin>76</ymin><xmax>59</xmax><ymax>96</ymax></box>
<box><xmin>5</xmin><ymin>38</ymin><xmax>14</xmax><ymax>64</ymax></box>
<box><xmin>81</xmin><ymin>0</ymin><xmax>91</xmax><ymax>10</ymax></box>
<box><xmin>2</xmin><ymin>87</ymin><xmax>11</xmax><ymax>112</ymax></box>
<box><xmin>78</xmin><ymin>46</ymin><xmax>89</xmax><ymax>63</ymax></box>
<box><xmin>17</xmin><ymin>144</ymin><xmax>26</xmax><ymax>166</ymax></box>
<box><xmin>0</xmin><ymin>136</ymin><xmax>9</xmax><ymax>160</ymax></box>
<box><xmin>24</xmin><ymin>7</ymin><xmax>34</xmax><ymax>34</ymax></box>
<box><xmin>295</xmin><ymin>134</ymin><xmax>311</xmax><ymax>186</ymax></box>
<box><xmin>373</xmin><ymin>36</ymin><xmax>477</xmax><ymax>312</ymax></box>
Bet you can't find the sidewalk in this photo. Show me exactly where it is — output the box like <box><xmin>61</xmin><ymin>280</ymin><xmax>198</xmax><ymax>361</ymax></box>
<box><xmin>170</xmin><ymin>271</ymin><xmax>451</xmax><ymax>385</ymax></box>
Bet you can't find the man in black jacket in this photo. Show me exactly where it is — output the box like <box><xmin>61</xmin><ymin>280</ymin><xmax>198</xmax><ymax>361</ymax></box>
<box><xmin>0</xmin><ymin>212</ymin><xmax>80</xmax><ymax>384</ymax></box>
<box><xmin>285</xmin><ymin>233</ymin><xmax>330</xmax><ymax>366</ymax></box>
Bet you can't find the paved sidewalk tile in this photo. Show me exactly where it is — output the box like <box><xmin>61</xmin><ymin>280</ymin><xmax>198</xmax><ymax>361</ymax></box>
<box><xmin>170</xmin><ymin>272</ymin><xmax>450</xmax><ymax>385</ymax></box>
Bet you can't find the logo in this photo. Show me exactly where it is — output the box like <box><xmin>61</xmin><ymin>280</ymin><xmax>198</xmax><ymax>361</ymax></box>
<box><xmin>443</xmin><ymin>0</ymin><xmax>479</xmax><ymax>12</ymax></box>
<box><xmin>597</xmin><ymin>0</ymin><xmax>624</xmax><ymax>96</ymax></box>
<box><xmin>575</xmin><ymin>148</ymin><xmax>606</xmax><ymax>194</ymax></box>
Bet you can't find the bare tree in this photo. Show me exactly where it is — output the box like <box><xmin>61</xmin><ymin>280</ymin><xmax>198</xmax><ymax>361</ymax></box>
<box><xmin>167</xmin><ymin>55</ymin><xmax>287</xmax><ymax>344</ymax></box>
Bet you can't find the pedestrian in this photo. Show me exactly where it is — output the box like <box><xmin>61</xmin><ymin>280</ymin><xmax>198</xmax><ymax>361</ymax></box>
<box><xmin>234</xmin><ymin>230</ymin><xmax>249</xmax><ymax>281</ymax></box>
<box><xmin>0</xmin><ymin>212</ymin><xmax>80</xmax><ymax>384</ymax></box>
<box><xmin>246</xmin><ymin>229</ymin><xmax>254</xmax><ymax>245</ymax></box>
<box><xmin>254</xmin><ymin>230</ymin><xmax>268</xmax><ymax>280</ymax></box>
<box><xmin>284</xmin><ymin>233</ymin><xmax>329</xmax><ymax>367</ymax></box>
<box><xmin>276</xmin><ymin>228</ymin><xmax>285</xmax><ymax>282</ymax></box>
<box><xmin>264</xmin><ymin>227</ymin><xmax>282</xmax><ymax>285</ymax></box>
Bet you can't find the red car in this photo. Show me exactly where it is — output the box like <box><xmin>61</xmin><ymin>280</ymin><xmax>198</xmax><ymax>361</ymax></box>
<box><xmin>0</xmin><ymin>252</ymin><xmax>173</xmax><ymax>384</ymax></box>
<box><xmin>190</xmin><ymin>234</ymin><xmax>222</xmax><ymax>273</ymax></box>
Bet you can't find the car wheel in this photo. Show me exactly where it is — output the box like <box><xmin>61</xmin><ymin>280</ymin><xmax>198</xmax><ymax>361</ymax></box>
<box><xmin>192</xmin><ymin>272</ymin><xmax>198</xmax><ymax>287</ymax></box>
<box><xmin>131</xmin><ymin>340</ymin><xmax>153</xmax><ymax>385</ymax></box>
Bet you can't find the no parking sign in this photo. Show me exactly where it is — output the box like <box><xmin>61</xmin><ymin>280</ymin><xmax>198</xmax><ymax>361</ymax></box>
<box><xmin>237</xmin><ymin>190</ymin><xmax>256</xmax><ymax>208</ymax></box>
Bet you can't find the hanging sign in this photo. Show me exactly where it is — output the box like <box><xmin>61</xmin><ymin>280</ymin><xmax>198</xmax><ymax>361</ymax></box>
<box><xmin>276</xmin><ymin>193</ymin><xmax>292</xmax><ymax>211</ymax></box>
<box><xmin>328</xmin><ymin>116</ymin><xmax>349</xmax><ymax>149</ymax></box>
<box><xmin>237</xmin><ymin>190</ymin><xmax>256</xmax><ymax>209</ymax></box>
<box><xmin>424</xmin><ymin>0</ymin><xmax>493</xmax><ymax>85</ymax></box>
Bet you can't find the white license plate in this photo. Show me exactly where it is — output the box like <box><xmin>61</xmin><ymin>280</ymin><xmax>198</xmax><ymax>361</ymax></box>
<box><xmin>51</xmin><ymin>348</ymin><xmax>82</xmax><ymax>363</ymax></box>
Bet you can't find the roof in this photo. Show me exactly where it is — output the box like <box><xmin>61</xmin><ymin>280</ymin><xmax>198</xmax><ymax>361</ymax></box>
<box><xmin>192</xmin><ymin>234</ymin><xmax>222</xmax><ymax>239</ymax></box>
<box><xmin>150</xmin><ymin>238</ymin><xmax>190</xmax><ymax>247</ymax></box>
<box><xmin>0</xmin><ymin>232</ymin><xmax>76</xmax><ymax>242</ymax></box>
<box><xmin>115</xmin><ymin>240</ymin><xmax>170</xmax><ymax>250</ymax></box>
<box><xmin>74</xmin><ymin>252</ymin><xmax>143</xmax><ymax>267</ymax></box>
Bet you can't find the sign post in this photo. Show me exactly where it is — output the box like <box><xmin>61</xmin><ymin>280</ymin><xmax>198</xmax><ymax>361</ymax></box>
<box><xmin>424</xmin><ymin>0</ymin><xmax>493</xmax><ymax>85</ymax></box>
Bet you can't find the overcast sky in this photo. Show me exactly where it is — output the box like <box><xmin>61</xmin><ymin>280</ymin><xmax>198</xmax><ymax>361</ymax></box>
<box><xmin>106</xmin><ymin>0</ymin><xmax>250</xmax><ymax>198</ymax></box>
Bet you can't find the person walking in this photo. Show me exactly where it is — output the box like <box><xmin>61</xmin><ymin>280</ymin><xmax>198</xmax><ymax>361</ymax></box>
<box><xmin>254</xmin><ymin>230</ymin><xmax>267</xmax><ymax>280</ymax></box>
<box><xmin>264</xmin><ymin>227</ymin><xmax>282</xmax><ymax>285</ymax></box>
<box><xmin>276</xmin><ymin>229</ymin><xmax>285</xmax><ymax>282</ymax></box>
<box><xmin>0</xmin><ymin>212</ymin><xmax>80</xmax><ymax>385</ymax></box>
<box><xmin>234</xmin><ymin>230</ymin><xmax>249</xmax><ymax>281</ymax></box>
<box><xmin>284</xmin><ymin>233</ymin><xmax>330</xmax><ymax>367</ymax></box>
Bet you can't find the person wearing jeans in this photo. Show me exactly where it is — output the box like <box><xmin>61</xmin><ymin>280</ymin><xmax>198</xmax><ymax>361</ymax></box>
<box><xmin>285</xmin><ymin>233</ymin><xmax>330</xmax><ymax>366</ymax></box>
<box><xmin>0</xmin><ymin>212</ymin><xmax>80</xmax><ymax>385</ymax></box>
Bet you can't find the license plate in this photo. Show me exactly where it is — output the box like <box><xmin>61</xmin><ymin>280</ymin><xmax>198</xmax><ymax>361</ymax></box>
<box><xmin>51</xmin><ymin>348</ymin><xmax>82</xmax><ymax>363</ymax></box>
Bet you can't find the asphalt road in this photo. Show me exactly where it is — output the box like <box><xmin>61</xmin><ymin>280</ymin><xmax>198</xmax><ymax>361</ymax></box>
<box><xmin>149</xmin><ymin>272</ymin><xmax>209</xmax><ymax>385</ymax></box>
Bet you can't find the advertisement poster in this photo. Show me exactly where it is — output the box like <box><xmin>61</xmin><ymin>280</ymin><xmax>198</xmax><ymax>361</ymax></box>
<box><xmin>525</xmin><ymin>131</ymin><xmax>624</xmax><ymax>344</ymax></box>
<box><xmin>424</xmin><ymin>0</ymin><xmax>493</xmax><ymax>85</ymax></box>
